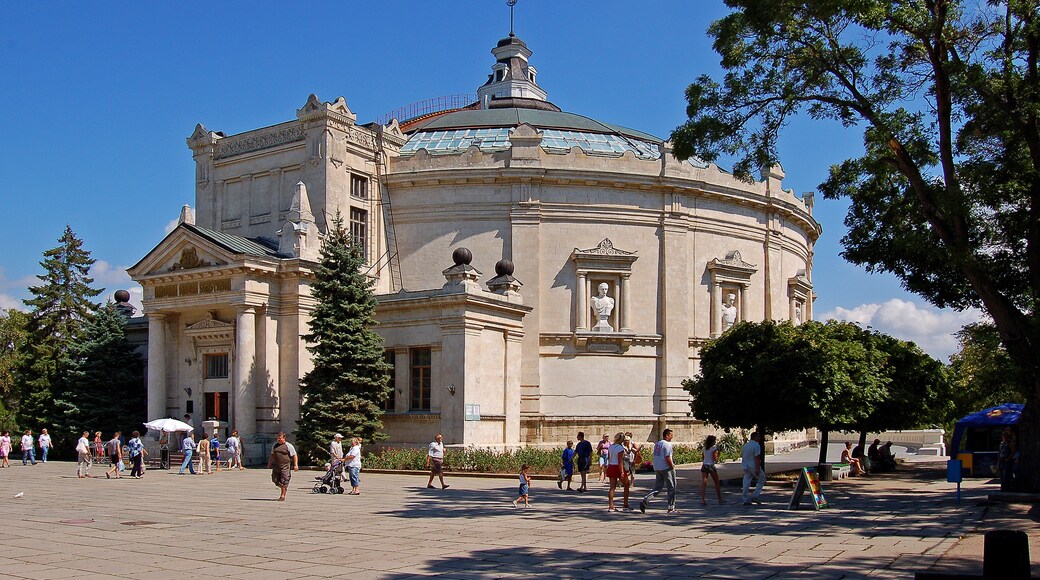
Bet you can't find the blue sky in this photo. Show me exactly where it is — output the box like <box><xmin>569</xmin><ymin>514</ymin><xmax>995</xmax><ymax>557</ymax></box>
<box><xmin>0</xmin><ymin>1</ymin><xmax>980</xmax><ymax>359</ymax></box>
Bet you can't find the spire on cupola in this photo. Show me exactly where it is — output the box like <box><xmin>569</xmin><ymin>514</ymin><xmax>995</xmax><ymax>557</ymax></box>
<box><xmin>477</xmin><ymin>0</ymin><xmax>547</xmax><ymax>105</ymax></box>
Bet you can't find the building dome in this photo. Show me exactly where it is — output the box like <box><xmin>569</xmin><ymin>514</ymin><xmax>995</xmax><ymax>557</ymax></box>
<box><xmin>401</xmin><ymin>108</ymin><xmax>668</xmax><ymax>161</ymax></box>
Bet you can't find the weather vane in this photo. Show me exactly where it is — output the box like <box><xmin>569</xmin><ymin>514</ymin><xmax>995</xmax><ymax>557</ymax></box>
<box><xmin>508</xmin><ymin>0</ymin><xmax>517</xmax><ymax>37</ymax></box>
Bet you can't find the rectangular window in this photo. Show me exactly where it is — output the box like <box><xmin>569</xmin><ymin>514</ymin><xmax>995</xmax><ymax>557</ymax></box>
<box><xmin>409</xmin><ymin>348</ymin><xmax>431</xmax><ymax>411</ymax></box>
<box><xmin>204</xmin><ymin>353</ymin><xmax>229</xmax><ymax>379</ymax></box>
<box><xmin>204</xmin><ymin>392</ymin><xmax>229</xmax><ymax>421</ymax></box>
<box><xmin>382</xmin><ymin>350</ymin><xmax>396</xmax><ymax>411</ymax></box>
<box><xmin>350</xmin><ymin>207</ymin><xmax>368</xmax><ymax>259</ymax></box>
<box><xmin>350</xmin><ymin>174</ymin><xmax>369</xmax><ymax>199</ymax></box>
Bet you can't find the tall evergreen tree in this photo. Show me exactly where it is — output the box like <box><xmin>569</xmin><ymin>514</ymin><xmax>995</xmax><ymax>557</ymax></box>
<box><xmin>15</xmin><ymin>225</ymin><xmax>101</xmax><ymax>437</ymax></box>
<box><xmin>0</xmin><ymin>309</ymin><xmax>29</xmax><ymax>432</ymax></box>
<box><xmin>59</xmin><ymin>302</ymin><xmax>145</xmax><ymax>440</ymax></box>
<box><xmin>294</xmin><ymin>214</ymin><xmax>392</xmax><ymax>463</ymax></box>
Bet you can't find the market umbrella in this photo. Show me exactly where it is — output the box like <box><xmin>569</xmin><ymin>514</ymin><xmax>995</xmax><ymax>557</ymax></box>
<box><xmin>143</xmin><ymin>418</ymin><xmax>194</xmax><ymax>433</ymax></box>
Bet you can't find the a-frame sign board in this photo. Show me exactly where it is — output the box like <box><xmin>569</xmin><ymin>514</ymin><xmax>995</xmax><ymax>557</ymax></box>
<box><xmin>789</xmin><ymin>467</ymin><xmax>828</xmax><ymax>510</ymax></box>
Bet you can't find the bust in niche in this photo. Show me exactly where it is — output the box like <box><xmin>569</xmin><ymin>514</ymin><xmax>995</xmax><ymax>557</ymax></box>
<box><xmin>591</xmin><ymin>282</ymin><xmax>615</xmax><ymax>332</ymax></box>
<box><xmin>721</xmin><ymin>293</ymin><xmax>738</xmax><ymax>331</ymax></box>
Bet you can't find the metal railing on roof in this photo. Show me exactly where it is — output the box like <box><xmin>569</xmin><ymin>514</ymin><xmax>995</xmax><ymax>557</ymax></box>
<box><xmin>375</xmin><ymin>95</ymin><xmax>476</xmax><ymax>126</ymax></box>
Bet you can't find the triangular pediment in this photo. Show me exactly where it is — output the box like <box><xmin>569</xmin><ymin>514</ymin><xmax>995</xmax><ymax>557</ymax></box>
<box><xmin>128</xmin><ymin>225</ymin><xmax>237</xmax><ymax>279</ymax></box>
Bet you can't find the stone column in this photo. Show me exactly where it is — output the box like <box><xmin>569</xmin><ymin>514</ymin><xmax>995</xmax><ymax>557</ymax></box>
<box><xmin>146</xmin><ymin>314</ymin><xmax>167</xmax><ymax>423</ymax></box>
<box><xmin>739</xmin><ymin>286</ymin><xmax>748</xmax><ymax>323</ymax></box>
<box><xmin>710</xmin><ymin>283</ymin><xmax>721</xmax><ymax>337</ymax></box>
<box><xmin>619</xmin><ymin>274</ymin><xmax>632</xmax><ymax>332</ymax></box>
<box><xmin>575</xmin><ymin>271</ymin><xmax>588</xmax><ymax>331</ymax></box>
<box><xmin>234</xmin><ymin>306</ymin><xmax>256</xmax><ymax>438</ymax></box>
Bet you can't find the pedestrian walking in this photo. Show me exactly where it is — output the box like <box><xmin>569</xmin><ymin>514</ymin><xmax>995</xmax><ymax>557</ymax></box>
<box><xmin>0</xmin><ymin>430</ymin><xmax>11</xmax><ymax>468</ymax></box>
<box><xmin>38</xmin><ymin>428</ymin><xmax>52</xmax><ymax>463</ymax></box>
<box><xmin>640</xmin><ymin>428</ymin><xmax>678</xmax><ymax>514</ymax></box>
<box><xmin>128</xmin><ymin>431</ymin><xmax>146</xmax><ymax>478</ymax></box>
<box><xmin>574</xmin><ymin>431</ymin><xmax>593</xmax><ymax>492</ymax></box>
<box><xmin>210</xmin><ymin>433</ymin><xmax>221</xmax><ymax>472</ymax></box>
<box><xmin>198</xmin><ymin>434</ymin><xmax>211</xmax><ymax>474</ymax></box>
<box><xmin>345</xmin><ymin>437</ymin><xmax>362</xmax><ymax>495</ymax></box>
<box><xmin>92</xmin><ymin>431</ymin><xmax>103</xmax><ymax>461</ymax></box>
<box><xmin>425</xmin><ymin>433</ymin><xmax>449</xmax><ymax>490</ymax></box>
<box><xmin>105</xmin><ymin>432</ymin><xmax>123</xmax><ymax>479</ymax></box>
<box><xmin>558</xmin><ymin>440</ymin><xmax>575</xmax><ymax>490</ymax></box>
<box><xmin>700</xmin><ymin>434</ymin><xmax>724</xmax><ymax>505</ymax></box>
<box><xmin>179</xmin><ymin>432</ymin><xmax>197</xmax><ymax>475</ymax></box>
<box><xmin>226</xmin><ymin>430</ymin><xmax>243</xmax><ymax>470</ymax></box>
<box><xmin>329</xmin><ymin>433</ymin><xmax>345</xmax><ymax>479</ymax></box>
<box><xmin>75</xmin><ymin>431</ymin><xmax>93</xmax><ymax>478</ymax></box>
<box><xmin>596</xmin><ymin>434</ymin><xmax>610</xmax><ymax>482</ymax></box>
<box><xmin>21</xmin><ymin>429</ymin><xmax>36</xmax><ymax>465</ymax></box>
<box><xmin>606</xmin><ymin>432</ymin><xmax>631</xmax><ymax>512</ymax></box>
<box><xmin>622</xmin><ymin>434</ymin><xmax>640</xmax><ymax>486</ymax></box>
<box><xmin>512</xmin><ymin>464</ymin><xmax>532</xmax><ymax>508</ymax></box>
<box><xmin>268</xmin><ymin>432</ymin><xmax>298</xmax><ymax>501</ymax></box>
<box><xmin>741</xmin><ymin>432</ymin><xmax>765</xmax><ymax>506</ymax></box>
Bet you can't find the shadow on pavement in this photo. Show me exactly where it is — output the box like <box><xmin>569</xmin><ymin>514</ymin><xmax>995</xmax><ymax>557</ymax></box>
<box><xmin>381</xmin><ymin>545</ymin><xmax>850</xmax><ymax>578</ymax></box>
<box><xmin>371</xmin><ymin>463</ymin><xmax>984</xmax><ymax>543</ymax></box>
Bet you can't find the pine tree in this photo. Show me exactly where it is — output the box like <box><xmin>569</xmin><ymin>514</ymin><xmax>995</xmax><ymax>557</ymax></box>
<box><xmin>15</xmin><ymin>225</ymin><xmax>101</xmax><ymax>444</ymax></box>
<box><xmin>294</xmin><ymin>214</ymin><xmax>392</xmax><ymax>463</ymax></box>
<box><xmin>59</xmin><ymin>302</ymin><xmax>145</xmax><ymax>440</ymax></box>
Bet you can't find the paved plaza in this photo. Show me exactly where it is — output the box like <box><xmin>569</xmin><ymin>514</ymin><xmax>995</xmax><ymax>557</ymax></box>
<box><xmin>0</xmin><ymin>453</ymin><xmax>1036</xmax><ymax>579</ymax></box>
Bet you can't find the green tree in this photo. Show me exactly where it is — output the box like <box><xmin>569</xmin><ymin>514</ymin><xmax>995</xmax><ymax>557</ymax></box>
<box><xmin>684</xmin><ymin>321</ymin><xmax>820</xmax><ymax>464</ymax></box>
<box><xmin>0</xmin><ymin>309</ymin><xmax>29</xmax><ymax>432</ymax></box>
<box><xmin>58</xmin><ymin>302</ymin><xmax>145</xmax><ymax>444</ymax></box>
<box><xmin>798</xmin><ymin>321</ymin><xmax>888</xmax><ymax>465</ymax></box>
<box><xmin>850</xmin><ymin>332</ymin><xmax>953</xmax><ymax>449</ymax></box>
<box><xmin>15</xmin><ymin>226</ymin><xmax>101</xmax><ymax>435</ymax></box>
<box><xmin>671</xmin><ymin>1</ymin><xmax>1040</xmax><ymax>491</ymax></box>
<box><xmin>294</xmin><ymin>214</ymin><xmax>392</xmax><ymax>464</ymax></box>
<box><xmin>948</xmin><ymin>323</ymin><xmax>1026</xmax><ymax>425</ymax></box>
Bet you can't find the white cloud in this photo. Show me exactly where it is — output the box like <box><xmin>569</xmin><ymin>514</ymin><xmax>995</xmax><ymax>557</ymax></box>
<box><xmin>820</xmin><ymin>298</ymin><xmax>985</xmax><ymax>362</ymax></box>
<box><xmin>164</xmin><ymin>217</ymin><xmax>180</xmax><ymax>235</ymax></box>
<box><xmin>0</xmin><ymin>293</ymin><xmax>21</xmax><ymax>310</ymax></box>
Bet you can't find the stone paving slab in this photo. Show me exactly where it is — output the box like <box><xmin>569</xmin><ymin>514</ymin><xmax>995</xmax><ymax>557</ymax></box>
<box><xmin>0</xmin><ymin>458</ymin><xmax>1036</xmax><ymax>578</ymax></box>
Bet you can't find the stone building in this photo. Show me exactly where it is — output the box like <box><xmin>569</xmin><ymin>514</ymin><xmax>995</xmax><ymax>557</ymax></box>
<box><xmin>129</xmin><ymin>33</ymin><xmax>820</xmax><ymax>458</ymax></box>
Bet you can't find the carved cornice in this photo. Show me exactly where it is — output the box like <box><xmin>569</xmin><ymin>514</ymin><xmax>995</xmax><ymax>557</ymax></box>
<box><xmin>215</xmin><ymin>126</ymin><xmax>305</xmax><ymax>160</ymax></box>
<box><xmin>707</xmin><ymin>250</ymin><xmax>757</xmax><ymax>283</ymax></box>
<box><xmin>574</xmin><ymin>238</ymin><xmax>636</xmax><ymax>257</ymax></box>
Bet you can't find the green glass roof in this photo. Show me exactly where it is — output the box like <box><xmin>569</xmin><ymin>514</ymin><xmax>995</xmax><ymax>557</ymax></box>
<box><xmin>417</xmin><ymin>109</ymin><xmax>663</xmax><ymax>144</ymax></box>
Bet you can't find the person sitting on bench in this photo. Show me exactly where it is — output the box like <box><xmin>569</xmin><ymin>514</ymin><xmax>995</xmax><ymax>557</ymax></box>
<box><xmin>840</xmin><ymin>442</ymin><xmax>867</xmax><ymax>475</ymax></box>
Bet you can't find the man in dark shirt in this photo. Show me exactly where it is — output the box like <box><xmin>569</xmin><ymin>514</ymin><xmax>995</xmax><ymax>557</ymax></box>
<box><xmin>574</xmin><ymin>431</ymin><xmax>594</xmax><ymax>493</ymax></box>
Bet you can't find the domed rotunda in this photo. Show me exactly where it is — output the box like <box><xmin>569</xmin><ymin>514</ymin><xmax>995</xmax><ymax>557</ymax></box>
<box><xmin>130</xmin><ymin>31</ymin><xmax>820</xmax><ymax>456</ymax></box>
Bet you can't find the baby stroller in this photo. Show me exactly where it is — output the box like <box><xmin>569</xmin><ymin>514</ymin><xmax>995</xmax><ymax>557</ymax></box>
<box><xmin>312</xmin><ymin>460</ymin><xmax>345</xmax><ymax>494</ymax></box>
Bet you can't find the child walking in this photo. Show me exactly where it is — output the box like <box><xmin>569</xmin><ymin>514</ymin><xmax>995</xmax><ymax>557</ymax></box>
<box><xmin>558</xmin><ymin>440</ymin><xmax>575</xmax><ymax>490</ymax></box>
<box><xmin>512</xmin><ymin>464</ymin><xmax>532</xmax><ymax>508</ymax></box>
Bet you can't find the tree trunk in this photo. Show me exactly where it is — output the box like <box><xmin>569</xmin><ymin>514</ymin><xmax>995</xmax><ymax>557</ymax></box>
<box><xmin>1016</xmin><ymin>393</ymin><xmax>1040</xmax><ymax>493</ymax></box>
<box><xmin>759</xmin><ymin>427</ymin><xmax>767</xmax><ymax>473</ymax></box>
<box><xmin>818</xmin><ymin>429</ymin><xmax>830</xmax><ymax>466</ymax></box>
<box><xmin>858</xmin><ymin>431</ymin><xmax>868</xmax><ymax>449</ymax></box>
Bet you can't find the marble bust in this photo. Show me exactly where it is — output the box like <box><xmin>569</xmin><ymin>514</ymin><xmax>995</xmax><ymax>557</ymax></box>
<box><xmin>721</xmin><ymin>292</ymin><xmax>737</xmax><ymax>330</ymax></box>
<box><xmin>591</xmin><ymin>282</ymin><xmax>615</xmax><ymax>332</ymax></box>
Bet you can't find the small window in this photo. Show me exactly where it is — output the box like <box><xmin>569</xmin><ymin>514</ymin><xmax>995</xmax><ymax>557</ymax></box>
<box><xmin>350</xmin><ymin>174</ymin><xmax>369</xmax><ymax>199</ymax></box>
<box><xmin>350</xmin><ymin>207</ymin><xmax>368</xmax><ymax>259</ymax></box>
<box><xmin>382</xmin><ymin>350</ymin><xmax>396</xmax><ymax>411</ymax></box>
<box><xmin>409</xmin><ymin>348</ymin><xmax>431</xmax><ymax>411</ymax></box>
<box><xmin>204</xmin><ymin>353</ymin><xmax>229</xmax><ymax>379</ymax></box>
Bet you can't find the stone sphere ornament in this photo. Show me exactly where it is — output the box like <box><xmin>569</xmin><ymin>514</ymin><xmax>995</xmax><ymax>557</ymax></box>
<box><xmin>495</xmin><ymin>259</ymin><xmax>514</xmax><ymax>277</ymax></box>
<box><xmin>452</xmin><ymin>247</ymin><xmax>473</xmax><ymax>265</ymax></box>
<box><xmin>114</xmin><ymin>289</ymin><xmax>132</xmax><ymax>303</ymax></box>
